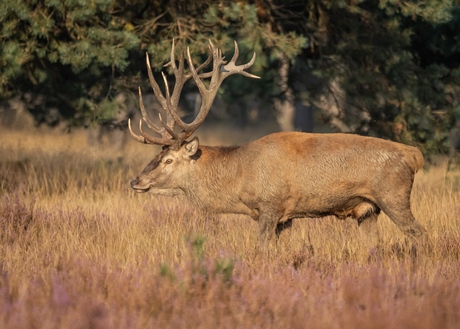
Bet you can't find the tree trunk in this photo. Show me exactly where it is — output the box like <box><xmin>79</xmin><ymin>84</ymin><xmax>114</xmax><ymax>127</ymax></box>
<box><xmin>274</xmin><ymin>54</ymin><xmax>295</xmax><ymax>132</ymax></box>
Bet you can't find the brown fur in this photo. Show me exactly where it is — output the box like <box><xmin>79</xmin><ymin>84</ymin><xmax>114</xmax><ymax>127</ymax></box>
<box><xmin>131</xmin><ymin>132</ymin><xmax>426</xmax><ymax>243</ymax></box>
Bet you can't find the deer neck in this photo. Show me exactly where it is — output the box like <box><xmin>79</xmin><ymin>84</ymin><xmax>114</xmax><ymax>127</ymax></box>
<box><xmin>180</xmin><ymin>145</ymin><xmax>243</xmax><ymax>211</ymax></box>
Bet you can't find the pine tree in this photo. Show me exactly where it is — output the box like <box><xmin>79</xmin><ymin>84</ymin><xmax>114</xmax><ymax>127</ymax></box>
<box><xmin>0</xmin><ymin>0</ymin><xmax>139</xmax><ymax>125</ymax></box>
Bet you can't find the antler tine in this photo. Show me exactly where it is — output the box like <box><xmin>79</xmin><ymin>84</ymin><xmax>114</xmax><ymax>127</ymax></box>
<box><xmin>181</xmin><ymin>42</ymin><xmax>214</xmax><ymax>80</ymax></box>
<box><xmin>131</xmin><ymin>87</ymin><xmax>177</xmax><ymax>146</ymax></box>
<box><xmin>138</xmin><ymin>87</ymin><xmax>163</xmax><ymax>135</ymax></box>
<box><xmin>138</xmin><ymin>119</ymin><xmax>173</xmax><ymax>145</ymax></box>
<box><xmin>167</xmin><ymin>38</ymin><xmax>177</xmax><ymax>70</ymax></box>
<box><xmin>128</xmin><ymin>118</ymin><xmax>146</xmax><ymax>143</ymax></box>
<box><xmin>190</xmin><ymin>52</ymin><xmax>213</xmax><ymax>79</ymax></box>
<box><xmin>160</xmin><ymin>71</ymin><xmax>177</xmax><ymax>131</ymax></box>
<box><xmin>158</xmin><ymin>112</ymin><xmax>179</xmax><ymax>139</ymax></box>
<box><xmin>146</xmin><ymin>53</ymin><xmax>167</xmax><ymax>110</ymax></box>
<box><xmin>188</xmin><ymin>45</ymin><xmax>212</xmax><ymax>95</ymax></box>
<box><xmin>166</xmin><ymin>39</ymin><xmax>190</xmax><ymax>132</ymax></box>
<box><xmin>222</xmin><ymin>40</ymin><xmax>260</xmax><ymax>79</ymax></box>
<box><xmin>128</xmin><ymin>118</ymin><xmax>173</xmax><ymax>145</ymax></box>
<box><xmin>229</xmin><ymin>39</ymin><xmax>239</xmax><ymax>63</ymax></box>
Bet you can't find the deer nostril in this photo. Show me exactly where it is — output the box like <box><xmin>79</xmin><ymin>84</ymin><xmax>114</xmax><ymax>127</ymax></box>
<box><xmin>130</xmin><ymin>179</ymin><xmax>139</xmax><ymax>188</ymax></box>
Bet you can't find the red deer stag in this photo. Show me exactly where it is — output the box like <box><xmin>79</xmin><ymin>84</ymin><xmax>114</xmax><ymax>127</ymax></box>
<box><xmin>129</xmin><ymin>40</ymin><xmax>426</xmax><ymax>244</ymax></box>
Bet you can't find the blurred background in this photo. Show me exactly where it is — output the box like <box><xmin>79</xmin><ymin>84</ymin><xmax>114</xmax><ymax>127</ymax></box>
<box><xmin>1</xmin><ymin>0</ymin><xmax>459</xmax><ymax>161</ymax></box>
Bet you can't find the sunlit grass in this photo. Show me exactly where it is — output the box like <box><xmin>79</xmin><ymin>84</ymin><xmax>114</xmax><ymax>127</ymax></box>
<box><xmin>1</xmin><ymin>127</ymin><xmax>460</xmax><ymax>328</ymax></box>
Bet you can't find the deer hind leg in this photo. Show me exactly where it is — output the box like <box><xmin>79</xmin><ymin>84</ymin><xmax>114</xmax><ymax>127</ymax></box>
<box><xmin>354</xmin><ymin>202</ymin><xmax>381</xmax><ymax>248</ymax></box>
<box><xmin>377</xmin><ymin>186</ymin><xmax>427</xmax><ymax>240</ymax></box>
<box><xmin>381</xmin><ymin>203</ymin><xmax>426</xmax><ymax>239</ymax></box>
<box><xmin>379</xmin><ymin>201</ymin><xmax>428</xmax><ymax>257</ymax></box>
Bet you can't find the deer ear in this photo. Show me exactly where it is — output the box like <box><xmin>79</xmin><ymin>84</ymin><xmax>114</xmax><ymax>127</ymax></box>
<box><xmin>183</xmin><ymin>137</ymin><xmax>199</xmax><ymax>157</ymax></box>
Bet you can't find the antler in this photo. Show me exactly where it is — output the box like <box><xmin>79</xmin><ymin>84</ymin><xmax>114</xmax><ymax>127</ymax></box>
<box><xmin>129</xmin><ymin>39</ymin><xmax>260</xmax><ymax>149</ymax></box>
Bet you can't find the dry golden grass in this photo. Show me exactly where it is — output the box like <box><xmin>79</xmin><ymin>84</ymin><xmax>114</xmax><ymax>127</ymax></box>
<box><xmin>1</xmin><ymin>127</ymin><xmax>460</xmax><ymax>328</ymax></box>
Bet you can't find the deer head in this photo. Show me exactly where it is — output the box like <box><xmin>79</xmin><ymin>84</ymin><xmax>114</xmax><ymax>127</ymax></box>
<box><xmin>129</xmin><ymin>40</ymin><xmax>260</xmax><ymax>193</ymax></box>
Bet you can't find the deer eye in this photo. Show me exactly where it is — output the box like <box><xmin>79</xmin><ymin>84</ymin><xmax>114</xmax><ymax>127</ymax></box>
<box><xmin>164</xmin><ymin>159</ymin><xmax>173</xmax><ymax>165</ymax></box>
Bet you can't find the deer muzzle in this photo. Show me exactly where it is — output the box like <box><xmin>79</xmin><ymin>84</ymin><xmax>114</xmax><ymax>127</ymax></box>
<box><xmin>130</xmin><ymin>178</ymin><xmax>150</xmax><ymax>193</ymax></box>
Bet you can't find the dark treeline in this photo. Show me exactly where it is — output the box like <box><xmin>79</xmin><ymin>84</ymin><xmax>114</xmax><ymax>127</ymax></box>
<box><xmin>1</xmin><ymin>0</ymin><xmax>459</xmax><ymax>155</ymax></box>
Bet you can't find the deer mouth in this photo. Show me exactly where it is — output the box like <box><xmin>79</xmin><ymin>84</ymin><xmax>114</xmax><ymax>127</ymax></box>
<box><xmin>132</xmin><ymin>187</ymin><xmax>150</xmax><ymax>193</ymax></box>
<box><xmin>130</xmin><ymin>179</ymin><xmax>150</xmax><ymax>193</ymax></box>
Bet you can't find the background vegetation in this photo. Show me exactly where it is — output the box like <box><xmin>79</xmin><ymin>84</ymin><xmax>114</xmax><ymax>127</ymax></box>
<box><xmin>1</xmin><ymin>0</ymin><xmax>460</xmax><ymax>155</ymax></box>
<box><xmin>1</xmin><ymin>128</ymin><xmax>460</xmax><ymax>328</ymax></box>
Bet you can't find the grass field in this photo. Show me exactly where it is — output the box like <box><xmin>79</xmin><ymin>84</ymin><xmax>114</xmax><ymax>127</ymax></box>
<box><xmin>1</xmin><ymin>127</ymin><xmax>460</xmax><ymax>328</ymax></box>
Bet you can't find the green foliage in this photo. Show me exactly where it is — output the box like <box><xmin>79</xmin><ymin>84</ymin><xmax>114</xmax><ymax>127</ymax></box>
<box><xmin>1</xmin><ymin>0</ymin><xmax>459</xmax><ymax>156</ymax></box>
<box><xmin>379</xmin><ymin>0</ymin><xmax>453</xmax><ymax>22</ymax></box>
<box><xmin>188</xmin><ymin>235</ymin><xmax>235</xmax><ymax>283</ymax></box>
<box><xmin>159</xmin><ymin>263</ymin><xmax>176</xmax><ymax>281</ymax></box>
<box><xmin>159</xmin><ymin>235</ymin><xmax>235</xmax><ymax>285</ymax></box>
<box><xmin>0</xmin><ymin>0</ymin><xmax>139</xmax><ymax>125</ymax></box>
<box><xmin>297</xmin><ymin>0</ymin><xmax>459</xmax><ymax>155</ymax></box>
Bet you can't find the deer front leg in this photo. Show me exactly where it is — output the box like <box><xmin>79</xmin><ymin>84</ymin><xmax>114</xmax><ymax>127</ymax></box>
<box><xmin>257</xmin><ymin>208</ymin><xmax>283</xmax><ymax>248</ymax></box>
<box><xmin>358</xmin><ymin>212</ymin><xmax>380</xmax><ymax>250</ymax></box>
